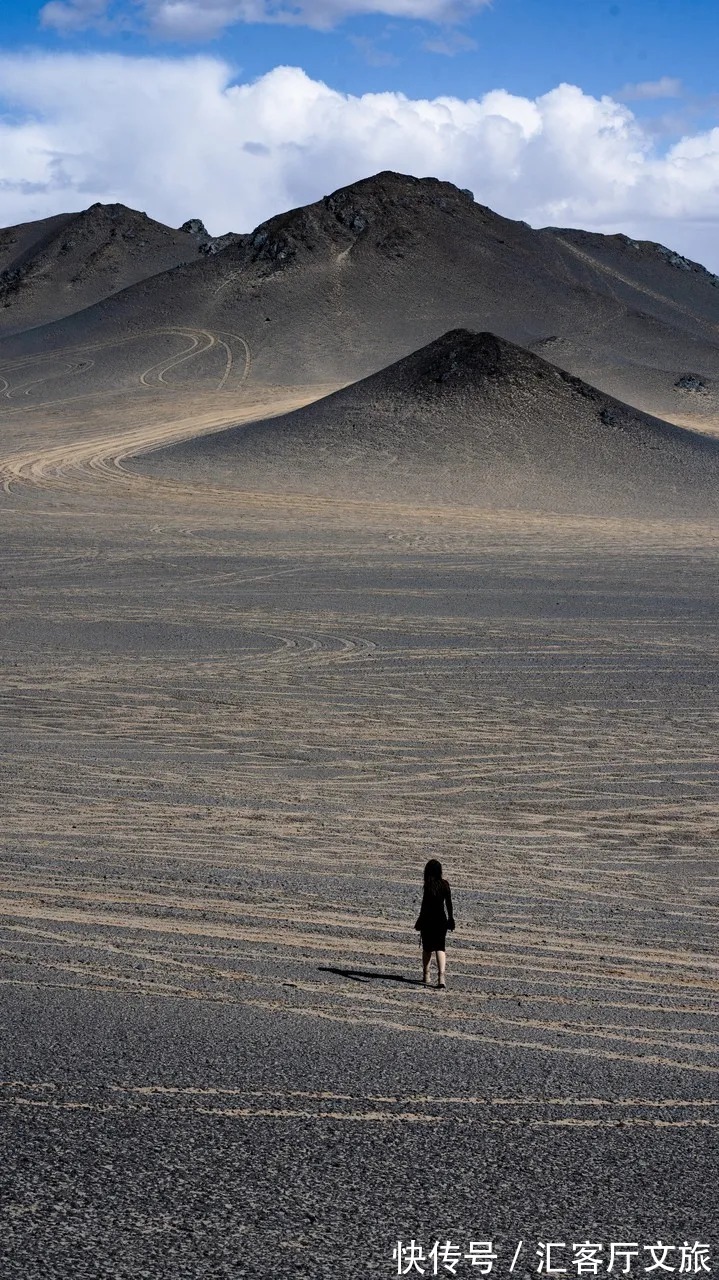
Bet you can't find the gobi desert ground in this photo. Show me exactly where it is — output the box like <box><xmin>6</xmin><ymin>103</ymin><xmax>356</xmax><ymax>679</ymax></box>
<box><xmin>0</xmin><ymin>174</ymin><xmax>717</xmax><ymax>1278</ymax></box>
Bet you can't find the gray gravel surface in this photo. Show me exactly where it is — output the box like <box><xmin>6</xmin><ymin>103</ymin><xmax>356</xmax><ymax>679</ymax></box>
<box><xmin>1</xmin><ymin>988</ymin><xmax>716</xmax><ymax>1279</ymax></box>
<box><xmin>1</xmin><ymin>384</ymin><xmax>717</xmax><ymax>1277</ymax></box>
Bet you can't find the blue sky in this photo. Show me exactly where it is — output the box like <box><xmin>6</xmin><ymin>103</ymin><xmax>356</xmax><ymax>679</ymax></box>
<box><xmin>0</xmin><ymin>0</ymin><xmax>718</xmax><ymax>268</ymax></box>
<box><xmin>4</xmin><ymin>0</ymin><xmax>718</xmax><ymax>113</ymax></box>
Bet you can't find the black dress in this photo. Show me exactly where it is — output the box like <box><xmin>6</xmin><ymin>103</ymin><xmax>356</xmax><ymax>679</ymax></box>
<box><xmin>415</xmin><ymin>881</ymin><xmax>455</xmax><ymax>952</ymax></box>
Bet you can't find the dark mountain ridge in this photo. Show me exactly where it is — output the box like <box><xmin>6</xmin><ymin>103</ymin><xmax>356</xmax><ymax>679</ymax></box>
<box><xmin>0</xmin><ymin>173</ymin><xmax>717</xmax><ymax>427</ymax></box>
<box><xmin>0</xmin><ymin>202</ymin><xmax>203</xmax><ymax>335</ymax></box>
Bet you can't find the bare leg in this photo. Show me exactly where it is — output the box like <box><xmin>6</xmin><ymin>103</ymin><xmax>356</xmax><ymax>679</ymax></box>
<box><xmin>422</xmin><ymin>950</ymin><xmax>432</xmax><ymax>984</ymax></box>
<box><xmin>437</xmin><ymin>950</ymin><xmax>446</xmax><ymax>987</ymax></box>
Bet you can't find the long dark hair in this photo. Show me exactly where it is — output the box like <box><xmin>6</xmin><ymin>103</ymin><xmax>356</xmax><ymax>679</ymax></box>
<box><xmin>423</xmin><ymin>858</ymin><xmax>447</xmax><ymax>897</ymax></box>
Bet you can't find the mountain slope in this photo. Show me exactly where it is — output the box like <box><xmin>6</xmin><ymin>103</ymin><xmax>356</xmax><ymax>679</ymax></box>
<box><xmin>0</xmin><ymin>203</ymin><xmax>202</xmax><ymax>335</ymax></box>
<box><xmin>134</xmin><ymin>329</ymin><xmax>719</xmax><ymax>517</ymax></box>
<box><xmin>0</xmin><ymin>173</ymin><xmax>717</xmax><ymax>426</ymax></box>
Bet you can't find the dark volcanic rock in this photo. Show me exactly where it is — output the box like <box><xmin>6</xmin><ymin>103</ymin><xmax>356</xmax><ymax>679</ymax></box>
<box><xmin>180</xmin><ymin>217</ymin><xmax>210</xmax><ymax>239</ymax></box>
<box><xmin>180</xmin><ymin>217</ymin><xmax>245</xmax><ymax>256</ymax></box>
<box><xmin>0</xmin><ymin>202</ymin><xmax>200</xmax><ymax>335</ymax></box>
<box><xmin>2</xmin><ymin>170</ymin><xmax>719</xmax><ymax>423</ymax></box>
<box><xmin>675</xmin><ymin>374</ymin><xmax>707</xmax><ymax>393</ymax></box>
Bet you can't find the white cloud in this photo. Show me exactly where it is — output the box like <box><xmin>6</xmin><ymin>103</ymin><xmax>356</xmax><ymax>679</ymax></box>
<box><xmin>40</xmin><ymin>0</ymin><xmax>491</xmax><ymax>34</ymax></box>
<box><xmin>0</xmin><ymin>52</ymin><xmax>718</xmax><ymax>271</ymax></box>
<box><xmin>349</xmin><ymin>33</ymin><xmax>399</xmax><ymax>67</ymax></box>
<box><xmin>40</xmin><ymin>0</ymin><xmax>113</xmax><ymax>32</ymax></box>
<box><xmin>618</xmin><ymin>76</ymin><xmax>683</xmax><ymax>102</ymax></box>
<box><xmin>422</xmin><ymin>29</ymin><xmax>478</xmax><ymax>55</ymax></box>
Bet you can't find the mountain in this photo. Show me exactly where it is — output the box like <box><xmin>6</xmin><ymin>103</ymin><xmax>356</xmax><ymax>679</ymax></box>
<box><xmin>0</xmin><ymin>172</ymin><xmax>717</xmax><ymax>430</ymax></box>
<box><xmin>134</xmin><ymin>329</ymin><xmax>719</xmax><ymax>517</ymax></box>
<box><xmin>0</xmin><ymin>203</ymin><xmax>203</xmax><ymax>335</ymax></box>
<box><xmin>178</xmin><ymin>219</ymin><xmax>246</xmax><ymax>257</ymax></box>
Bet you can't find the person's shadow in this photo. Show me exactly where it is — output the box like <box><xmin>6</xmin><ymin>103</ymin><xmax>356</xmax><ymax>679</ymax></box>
<box><xmin>319</xmin><ymin>965</ymin><xmax>425</xmax><ymax>986</ymax></box>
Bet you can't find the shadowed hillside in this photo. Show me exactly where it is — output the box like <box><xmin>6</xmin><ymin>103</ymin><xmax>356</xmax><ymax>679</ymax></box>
<box><xmin>135</xmin><ymin>329</ymin><xmax>719</xmax><ymax>516</ymax></box>
<box><xmin>0</xmin><ymin>173</ymin><xmax>717</xmax><ymax>427</ymax></box>
<box><xmin>0</xmin><ymin>203</ymin><xmax>202</xmax><ymax>335</ymax></box>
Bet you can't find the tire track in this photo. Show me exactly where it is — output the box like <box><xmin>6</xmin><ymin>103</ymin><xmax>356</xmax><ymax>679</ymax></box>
<box><xmin>0</xmin><ymin>327</ymin><xmax>251</xmax><ymax>417</ymax></box>
<box><xmin>138</xmin><ymin>329</ymin><xmax>212</xmax><ymax>389</ymax></box>
<box><xmin>0</xmin><ymin>334</ymin><xmax>258</xmax><ymax>493</ymax></box>
<box><xmin>3</xmin><ymin>359</ymin><xmax>95</xmax><ymax>400</ymax></box>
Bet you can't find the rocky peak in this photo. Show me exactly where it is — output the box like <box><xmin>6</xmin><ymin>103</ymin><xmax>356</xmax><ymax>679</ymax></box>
<box><xmin>180</xmin><ymin>217</ymin><xmax>244</xmax><ymax>256</ymax></box>
<box><xmin>180</xmin><ymin>218</ymin><xmax>210</xmax><ymax>239</ymax></box>
<box><xmin>245</xmin><ymin>172</ymin><xmax>479</xmax><ymax>273</ymax></box>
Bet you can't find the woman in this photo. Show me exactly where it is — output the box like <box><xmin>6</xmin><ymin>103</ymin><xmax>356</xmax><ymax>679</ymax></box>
<box><xmin>414</xmin><ymin>858</ymin><xmax>455</xmax><ymax>989</ymax></box>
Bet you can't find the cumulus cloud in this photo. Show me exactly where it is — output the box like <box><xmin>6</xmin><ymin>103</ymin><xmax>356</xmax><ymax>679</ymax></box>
<box><xmin>618</xmin><ymin>76</ymin><xmax>683</xmax><ymax>101</ymax></box>
<box><xmin>0</xmin><ymin>53</ymin><xmax>718</xmax><ymax>270</ymax></box>
<box><xmin>40</xmin><ymin>0</ymin><xmax>491</xmax><ymax>34</ymax></box>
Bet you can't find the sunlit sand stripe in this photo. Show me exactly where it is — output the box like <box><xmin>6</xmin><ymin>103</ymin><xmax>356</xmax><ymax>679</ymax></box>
<box><xmin>0</xmin><ymin>893</ymin><xmax>715</xmax><ymax>981</ymax></box>
<box><xmin>4</xmin><ymin>1085</ymin><xmax>719</xmax><ymax>1127</ymax></box>
<box><xmin>4</xmin><ymin>923</ymin><xmax>717</xmax><ymax>1022</ymax></box>
<box><xmin>112</xmin><ymin>1085</ymin><xmax>719</xmax><ymax>1107</ymax></box>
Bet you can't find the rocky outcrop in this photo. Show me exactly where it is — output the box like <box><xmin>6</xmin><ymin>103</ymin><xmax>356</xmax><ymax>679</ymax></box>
<box><xmin>675</xmin><ymin>374</ymin><xmax>708</xmax><ymax>393</ymax></box>
<box><xmin>179</xmin><ymin>218</ymin><xmax>245</xmax><ymax>256</ymax></box>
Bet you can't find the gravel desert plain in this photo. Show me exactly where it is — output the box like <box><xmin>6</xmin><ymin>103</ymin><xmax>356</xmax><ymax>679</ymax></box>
<box><xmin>0</xmin><ymin>172</ymin><xmax>718</xmax><ymax>1278</ymax></box>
